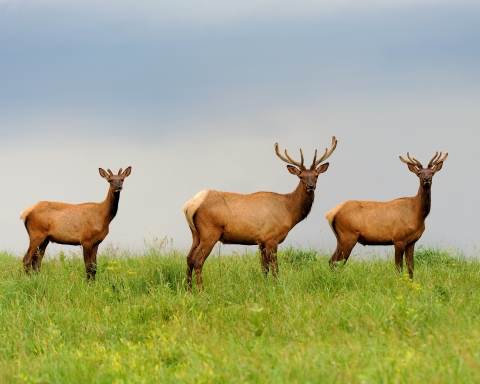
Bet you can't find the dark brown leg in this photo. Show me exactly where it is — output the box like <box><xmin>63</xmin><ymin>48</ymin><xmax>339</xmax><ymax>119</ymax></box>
<box><xmin>32</xmin><ymin>238</ymin><xmax>49</xmax><ymax>272</ymax></box>
<box><xmin>188</xmin><ymin>236</ymin><xmax>218</xmax><ymax>292</ymax></box>
<box><xmin>89</xmin><ymin>244</ymin><xmax>100</xmax><ymax>280</ymax></box>
<box><xmin>394</xmin><ymin>242</ymin><xmax>406</xmax><ymax>273</ymax></box>
<box><xmin>23</xmin><ymin>234</ymin><xmax>47</xmax><ymax>274</ymax></box>
<box><xmin>329</xmin><ymin>234</ymin><xmax>358</xmax><ymax>267</ymax></box>
<box><xmin>265</xmin><ymin>243</ymin><xmax>279</xmax><ymax>277</ymax></box>
<box><xmin>82</xmin><ymin>243</ymin><xmax>95</xmax><ymax>281</ymax></box>
<box><xmin>259</xmin><ymin>244</ymin><xmax>269</xmax><ymax>276</ymax></box>
<box><xmin>186</xmin><ymin>229</ymin><xmax>200</xmax><ymax>291</ymax></box>
<box><xmin>405</xmin><ymin>242</ymin><xmax>415</xmax><ymax>279</ymax></box>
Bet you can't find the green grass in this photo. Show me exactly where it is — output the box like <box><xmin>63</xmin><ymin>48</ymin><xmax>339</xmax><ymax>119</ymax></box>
<box><xmin>0</xmin><ymin>244</ymin><xmax>479</xmax><ymax>383</ymax></box>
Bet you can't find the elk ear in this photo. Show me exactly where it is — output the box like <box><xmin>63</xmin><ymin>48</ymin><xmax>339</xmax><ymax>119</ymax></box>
<box><xmin>287</xmin><ymin>165</ymin><xmax>301</xmax><ymax>176</ymax></box>
<box><xmin>99</xmin><ymin>168</ymin><xmax>110</xmax><ymax>179</ymax></box>
<box><xmin>432</xmin><ymin>161</ymin><xmax>443</xmax><ymax>174</ymax></box>
<box><xmin>315</xmin><ymin>162</ymin><xmax>329</xmax><ymax>175</ymax></box>
<box><xmin>122</xmin><ymin>166</ymin><xmax>132</xmax><ymax>178</ymax></box>
<box><xmin>407</xmin><ymin>164</ymin><xmax>419</xmax><ymax>175</ymax></box>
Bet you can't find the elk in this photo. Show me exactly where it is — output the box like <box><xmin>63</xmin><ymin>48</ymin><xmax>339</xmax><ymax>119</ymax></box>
<box><xmin>183</xmin><ymin>137</ymin><xmax>337</xmax><ymax>291</ymax></box>
<box><xmin>20</xmin><ymin>167</ymin><xmax>132</xmax><ymax>280</ymax></box>
<box><xmin>326</xmin><ymin>152</ymin><xmax>448</xmax><ymax>278</ymax></box>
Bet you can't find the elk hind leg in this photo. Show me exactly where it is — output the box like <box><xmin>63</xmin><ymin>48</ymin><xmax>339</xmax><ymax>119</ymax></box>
<box><xmin>186</xmin><ymin>229</ymin><xmax>200</xmax><ymax>291</ymax></box>
<box><xmin>23</xmin><ymin>233</ymin><xmax>48</xmax><ymax>274</ymax></box>
<box><xmin>32</xmin><ymin>238</ymin><xmax>50</xmax><ymax>272</ymax></box>
<box><xmin>329</xmin><ymin>233</ymin><xmax>358</xmax><ymax>267</ymax></box>
<box><xmin>189</xmin><ymin>236</ymin><xmax>218</xmax><ymax>292</ymax></box>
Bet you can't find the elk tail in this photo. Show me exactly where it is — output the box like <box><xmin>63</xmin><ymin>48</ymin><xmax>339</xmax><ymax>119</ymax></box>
<box><xmin>183</xmin><ymin>190</ymin><xmax>209</xmax><ymax>234</ymax></box>
<box><xmin>325</xmin><ymin>202</ymin><xmax>346</xmax><ymax>234</ymax></box>
<box><xmin>19</xmin><ymin>203</ymin><xmax>38</xmax><ymax>223</ymax></box>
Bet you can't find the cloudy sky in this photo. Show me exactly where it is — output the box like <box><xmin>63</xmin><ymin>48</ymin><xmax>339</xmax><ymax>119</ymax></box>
<box><xmin>1</xmin><ymin>0</ymin><xmax>479</xmax><ymax>257</ymax></box>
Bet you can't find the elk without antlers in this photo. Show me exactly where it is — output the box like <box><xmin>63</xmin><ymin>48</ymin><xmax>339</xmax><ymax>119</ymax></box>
<box><xmin>20</xmin><ymin>167</ymin><xmax>132</xmax><ymax>280</ymax></box>
<box><xmin>183</xmin><ymin>136</ymin><xmax>337</xmax><ymax>291</ymax></box>
<box><xmin>325</xmin><ymin>151</ymin><xmax>447</xmax><ymax>278</ymax></box>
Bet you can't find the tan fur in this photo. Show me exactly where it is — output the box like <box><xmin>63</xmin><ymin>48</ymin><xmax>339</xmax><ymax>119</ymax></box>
<box><xmin>325</xmin><ymin>201</ymin><xmax>347</xmax><ymax>231</ymax></box>
<box><xmin>183</xmin><ymin>189</ymin><xmax>209</xmax><ymax>233</ymax></box>
<box><xmin>20</xmin><ymin>203</ymin><xmax>39</xmax><ymax>222</ymax></box>
<box><xmin>184</xmin><ymin>138</ymin><xmax>337</xmax><ymax>291</ymax></box>
<box><xmin>21</xmin><ymin>167</ymin><xmax>131</xmax><ymax>280</ymax></box>
<box><xmin>326</xmin><ymin>153</ymin><xmax>447</xmax><ymax>278</ymax></box>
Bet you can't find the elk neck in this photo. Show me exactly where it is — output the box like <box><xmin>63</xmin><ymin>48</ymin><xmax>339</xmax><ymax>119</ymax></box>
<box><xmin>414</xmin><ymin>183</ymin><xmax>432</xmax><ymax>220</ymax></box>
<box><xmin>285</xmin><ymin>180</ymin><xmax>315</xmax><ymax>225</ymax></box>
<box><xmin>100</xmin><ymin>185</ymin><xmax>121</xmax><ymax>223</ymax></box>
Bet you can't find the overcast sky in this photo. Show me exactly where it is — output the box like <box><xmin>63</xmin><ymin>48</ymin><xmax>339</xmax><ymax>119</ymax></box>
<box><xmin>1</xmin><ymin>0</ymin><xmax>479</xmax><ymax>257</ymax></box>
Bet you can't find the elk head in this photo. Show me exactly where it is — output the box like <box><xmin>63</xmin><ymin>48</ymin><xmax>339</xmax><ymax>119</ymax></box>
<box><xmin>399</xmin><ymin>152</ymin><xmax>448</xmax><ymax>188</ymax></box>
<box><xmin>275</xmin><ymin>136</ymin><xmax>337</xmax><ymax>193</ymax></box>
<box><xmin>99</xmin><ymin>167</ymin><xmax>132</xmax><ymax>192</ymax></box>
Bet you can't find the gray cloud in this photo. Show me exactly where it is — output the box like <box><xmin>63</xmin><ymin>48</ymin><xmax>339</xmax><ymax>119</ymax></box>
<box><xmin>0</xmin><ymin>1</ymin><xmax>479</xmax><ymax>257</ymax></box>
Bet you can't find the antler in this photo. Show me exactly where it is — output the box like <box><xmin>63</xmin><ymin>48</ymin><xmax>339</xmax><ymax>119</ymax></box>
<box><xmin>428</xmin><ymin>151</ymin><xmax>448</xmax><ymax>168</ymax></box>
<box><xmin>118</xmin><ymin>168</ymin><xmax>123</xmax><ymax>175</ymax></box>
<box><xmin>107</xmin><ymin>169</ymin><xmax>114</xmax><ymax>176</ymax></box>
<box><xmin>399</xmin><ymin>152</ymin><xmax>423</xmax><ymax>168</ymax></box>
<box><xmin>274</xmin><ymin>143</ymin><xmax>304</xmax><ymax>168</ymax></box>
<box><xmin>312</xmin><ymin>136</ymin><xmax>337</xmax><ymax>168</ymax></box>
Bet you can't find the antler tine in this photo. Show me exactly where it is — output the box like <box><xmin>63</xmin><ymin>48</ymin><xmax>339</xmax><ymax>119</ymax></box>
<box><xmin>429</xmin><ymin>151</ymin><xmax>448</xmax><ymax>168</ymax></box>
<box><xmin>118</xmin><ymin>168</ymin><xmax>123</xmax><ymax>175</ymax></box>
<box><xmin>407</xmin><ymin>152</ymin><xmax>423</xmax><ymax>168</ymax></box>
<box><xmin>314</xmin><ymin>136</ymin><xmax>337</xmax><ymax>167</ymax></box>
<box><xmin>107</xmin><ymin>169</ymin><xmax>113</xmax><ymax>176</ymax></box>
<box><xmin>274</xmin><ymin>143</ymin><xmax>302</xmax><ymax>168</ymax></box>
<box><xmin>427</xmin><ymin>151</ymin><xmax>440</xmax><ymax>168</ymax></box>
<box><xmin>399</xmin><ymin>155</ymin><xmax>410</xmax><ymax>164</ymax></box>
<box><xmin>310</xmin><ymin>149</ymin><xmax>318</xmax><ymax>169</ymax></box>
<box><xmin>284</xmin><ymin>148</ymin><xmax>304</xmax><ymax>168</ymax></box>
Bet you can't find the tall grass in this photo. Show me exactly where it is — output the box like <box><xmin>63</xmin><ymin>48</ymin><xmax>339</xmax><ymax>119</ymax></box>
<box><xmin>0</xmin><ymin>245</ymin><xmax>479</xmax><ymax>383</ymax></box>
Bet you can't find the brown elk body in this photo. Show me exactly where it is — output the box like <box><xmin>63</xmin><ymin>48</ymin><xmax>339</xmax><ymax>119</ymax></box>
<box><xmin>183</xmin><ymin>137</ymin><xmax>337</xmax><ymax>291</ymax></box>
<box><xmin>326</xmin><ymin>152</ymin><xmax>448</xmax><ymax>278</ymax></box>
<box><xmin>20</xmin><ymin>167</ymin><xmax>131</xmax><ymax>280</ymax></box>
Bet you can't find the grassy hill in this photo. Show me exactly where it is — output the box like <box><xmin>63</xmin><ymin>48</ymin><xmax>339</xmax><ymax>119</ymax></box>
<box><xmin>0</xmin><ymin>245</ymin><xmax>478</xmax><ymax>383</ymax></box>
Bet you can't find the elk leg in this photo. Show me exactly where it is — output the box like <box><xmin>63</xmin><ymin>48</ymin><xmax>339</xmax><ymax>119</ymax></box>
<box><xmin>186</xmin><ymin>229</ymin><xmax>200</xmax><ymax>291</ymax></box>
<box><xmin>329</xmin><ymin>235</ymin><xmax>357</xmax><ymax>267</ymax></box>
<box><xmin>88</xmin><ymin>243</ymin><xmax>100</xmax><ymax>281</ymax></box>
<box><xmin>259</xmin><ymin>244</ymin><xmax>269</xmax><ymax>276</ymax></box>
<box><xmin>23</xmin><ymin>234</ymin><xmax>47</xmax><ymax>274</ymax></box>
<box><xmin>405</xmin><ymin>242</ymin><xmax>415</xmax><ymax>279</ymax></box>
<box><xmin>190</xmin><ymin>237</ymin><xmax>217</xmax><ymax>292</ymax></box>
<box><xmin>265</xmin><ymin>243</ymin><xmax>279</xmax><ymax>277</ymax></box>
<box><xmin>82</xmin><ymin>243</ymin><xmax>96</xmax><ymax>281</ymax></box>
<box><xmin>394</xmin><ymin>243</ymin><xmax>406</xmax><ymax>273</ymax></box>
<box><xmin>32</xmin><ymin>238</ymin><xmax>49</xmax><ymax>272</ymax></box>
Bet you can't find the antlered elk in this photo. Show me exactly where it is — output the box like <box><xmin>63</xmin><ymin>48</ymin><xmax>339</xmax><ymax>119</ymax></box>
<box><xmin>183</xmin><ymin>137</ymin><xmax>337</xmax><ymax>291</ymax></box>
<box><xmin>20</xmin><ymin>167</ymin><xmax>132</xmax><ymax>280</ymax></box>
<box><xmin>326</xmin><ymin>152</ymin><xmax>448</xmax><ymax>278</ymax></box>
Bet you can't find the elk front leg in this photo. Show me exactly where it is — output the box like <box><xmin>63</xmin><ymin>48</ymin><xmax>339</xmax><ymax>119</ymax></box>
<box><xmin>82</xmin><ymin>243</ymin><xmax>96</xmax><ymax>281</ymax></box>
<box><xmin>89</xmin><ymin>243</ymin><xmax>100</xmax><ymax>281</ymax></box>
<box><xmin>259</xmin><ymin>244</ymin><xmax>269</xmax><ymax>276</ymax></box>
<box><xmin>265</xmin><ymin>243</ymin><xmax>279</xmax><ymax>277</ymax></box>
<box><xmin>393</xmin><ymin>242</ymin><xmax>406</xmax><ymax>273</ymax></box>
<box><xmin>405</xmin><ymin>242</ymin><xmax>415</xmax><ymax>279</ymax></box>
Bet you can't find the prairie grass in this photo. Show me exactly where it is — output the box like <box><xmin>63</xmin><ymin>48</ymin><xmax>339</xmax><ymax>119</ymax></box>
<box><xmin>0</xmin><ymin>245</ymin><xmax>479</xmax><ymax>383</ymax></box>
